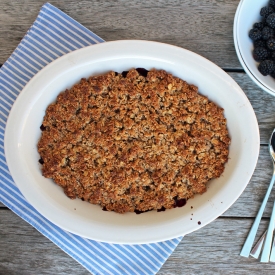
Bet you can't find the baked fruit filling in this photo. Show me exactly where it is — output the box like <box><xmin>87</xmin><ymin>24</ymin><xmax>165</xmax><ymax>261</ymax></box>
<box><xmin>38</xmin><ymin>68</ymin><xmax>230</xmax><ymax>213</ymax></box>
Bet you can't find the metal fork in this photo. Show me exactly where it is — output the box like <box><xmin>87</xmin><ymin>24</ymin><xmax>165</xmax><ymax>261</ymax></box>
<box><xmin>270</xmin><ymin>233</ymin><xmax>275</xmax><ymax>262</ymax></box>
<box><xmin>240</xmin><ymin>129</ymin><xmax>275</xmax><ymax>257</ymax></box>
<box><xmin>250</xmin><ymin>230</ymin><xmax>267</xmax><ymax>259</ymax></box>
<box><xmin>261</xmin><ymin>201</ymin><xmax>275</xmax><ymax>262</ymax></box>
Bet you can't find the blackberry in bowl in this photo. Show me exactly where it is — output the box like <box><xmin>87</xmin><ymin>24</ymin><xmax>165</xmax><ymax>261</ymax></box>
<box><xmin>249</xmin><ymin>28</ymin><xmax>262</xmax><ymax>41</ymax></box>
<box><xmin>249</xmin><ymin>8</ymin><xmax>275</xmax><ymax>77</ymax></box>
<box><xmin>248</xmin><ymin>3</ymin><xmax>275</xmax><ymax>77</ymax></box>
<box><xmin>260</xmin><ymin>6</ymin><xmax>274</xmax><ymax>18</ymax></box>
<box><xmin>267</xmin><ymin>37</ymin><xmax>275</xmax><ymax>50</ymax></box>
<box><xmin>258</xmin><ymin>59</ymin><xmax>275</xmax><ymax>75</ymax></box>
<box><xmin>267</xmin><ymin>13</ymin><xmax>275</xmax><ymax>28</ymax></box>
<box><xmin>234</xmin><ymin>0</ymin><xmax>275</xmax><ymax>96</ymax></box>
<box><xmin>261</xmin><ymin>26</ymin><xmax>274</xmax><ymax>40</ymax></box>
<box><xmin>253</xmin><ymin>47</ymin><xmax>270</xmax><ymax>61</ymax></box>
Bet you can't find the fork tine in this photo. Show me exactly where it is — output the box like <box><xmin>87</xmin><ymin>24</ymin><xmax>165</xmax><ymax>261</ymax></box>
<box><xmin>240</xmin><ymin>174</ymin><xmax>275</xmax><ymax>257</ymax></box>
<box><xmin>260</xmin><ymin>201</ymin><xmax>275</xmax><ymax>262</ymax></box>
<box><xmin>250</xmin><ymin>230</ymin><xmax>267</xmax><ymax>259</ymax></box>
<box><xmin>240</xmin><ymin>130</ymin><xmax>275</xmax><ymax>258</ymax></box>
<box><xmin>270</xmin><ymin>234</ymin><xmax>275</xmax><ymax>262</ymax></box>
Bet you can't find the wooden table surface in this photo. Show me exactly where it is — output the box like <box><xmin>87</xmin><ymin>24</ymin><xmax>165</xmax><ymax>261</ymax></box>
<box><xmin>1</xmin><ymin>0</ymin><xmax>275</xmax><ymax>274</ymax></box>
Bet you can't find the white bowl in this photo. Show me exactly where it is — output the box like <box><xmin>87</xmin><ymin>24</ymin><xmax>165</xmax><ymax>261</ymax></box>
<box><xmin>234</xmin><ymin>0</ymin><xmax>275</xmax><ymax>96</ymax></box>
<box><xmin>5</xmin><ymin>40</ymin><xmax>259</xmax><ymax>244</ymax></box>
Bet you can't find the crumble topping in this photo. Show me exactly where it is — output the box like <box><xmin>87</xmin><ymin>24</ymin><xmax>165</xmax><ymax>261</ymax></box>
<box><xmin>38</xmin><ymin>68</ymin><xmax>230</xmax><ymax>213</ymax></box>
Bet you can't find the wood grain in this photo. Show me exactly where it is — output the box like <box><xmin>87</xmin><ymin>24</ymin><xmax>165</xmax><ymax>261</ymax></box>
<box><xmin>1</xmin><ymin>1</ymin><xmax>275</xmax><ymax>274</ymax></box>
<box><xmin>229</xmin><ymin>72</ymin><xmax>275</xmax><ymax>145</ymax></box>
<box><xmin>0</xmin><ymin>211</ymin><xmax>89</xmax><ymax>275</ymax></box>
<box><xmin>1</xmin><ymin>210</ymin><xmax>274</xmax><ymax>275</ymax></box>
<box><xmin>0</xmin><ymin>0</ymin><xmax>241</xmax><ymax>68</ymax></box>
<box><xmin>159</xmin><ymin>217</ymin><xmax>274</xmax><ymax>275</ymax></box>
<box><xmin>219</xmin><ymin>145</ymin><xmax>274</xmax><ymax>218</ymax></box>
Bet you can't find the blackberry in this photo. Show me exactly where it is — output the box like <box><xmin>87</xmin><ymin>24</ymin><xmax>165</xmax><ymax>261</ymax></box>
<box><xmin>260</xmin><ymin>6</ymin><xmax>274</xmax><ymax>18</ymax></box>
<box><xmin>267</xmin><ymin>37</ymin><xmax>275</xmax><ymax>50</ymax></box>
<box><xmin>249</xmin><ymin>28</ymin><xmax>262</xmax><ymax>41</ymax></box>
<box><xmin>270</xmin><ymin>0</ymin><xmax>275</xmax><ymax>8</ymax></box>
<box><xmin>253</xmin><ymin>47</ymin><xmax>270</xmax><ymax>61</ymax></box>
<box><xmin>267</xmin><ymin>13</ymin><xmax>275</xmax><ymax>28</ymax></box>
<box><xmin>254</xmin><ymin>39</ymin><xmax>266</xmax><ymax>48</ymax></box>
<box><xmin>271</xmin><ymin>51</ymin><xmax>275</xmax><ymax>60</ymax></box>
<box><xmin>253</xmin><ymin>22</ymin><xmax>265</xmax><ymax>30</ymax></box>
<box><xmin>262</xmin><ymin>26</ymin><xmax>274</xmax><ymax>40</ymax></box>
<box><xmin>258</xmin><ymin>60</ymin><xmax>275</xmax><ymax>75</ymax></box>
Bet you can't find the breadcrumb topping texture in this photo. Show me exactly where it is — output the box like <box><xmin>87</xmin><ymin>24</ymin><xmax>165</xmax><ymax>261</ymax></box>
<box><xmin>38</xmin><ymin>68</ymin><xmax>230</xmax><ymax>213</ymax></box>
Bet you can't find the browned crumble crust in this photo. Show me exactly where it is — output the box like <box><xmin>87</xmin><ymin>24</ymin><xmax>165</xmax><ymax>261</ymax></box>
<box><xmin>38</xmin><ymin>69</ymin><xmax>230</xmax><ymax>213</ymax></box>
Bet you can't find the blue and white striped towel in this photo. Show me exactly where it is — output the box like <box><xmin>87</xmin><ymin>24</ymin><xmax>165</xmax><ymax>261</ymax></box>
<box><xmin>0</xmin><ymin>3</ymin><xmax>183</xmax><ymax>275</ymax></box>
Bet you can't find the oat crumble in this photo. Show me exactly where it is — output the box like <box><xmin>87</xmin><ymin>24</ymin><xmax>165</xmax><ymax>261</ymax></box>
<box><xmin>38</xmin><ymin>68</ymin><xmax>230</xmax><ymax>213</ymax></box>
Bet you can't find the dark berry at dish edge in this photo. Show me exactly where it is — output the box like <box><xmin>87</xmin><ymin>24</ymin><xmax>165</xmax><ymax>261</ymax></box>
<box><xmin>136</xmin><ymin>67</ymin><xmax>149</xmax><ymax>77</ymax></box>
<box><xmin>253</xmin><ymin>47</ymin><xmax>270</xmax><ymax>61</ymax></box>
<box><xmin>40</xmin><ymin>124</ymin><xmax>46</xmax><ymax>131</ymax></box>
<box><xmin>132</xmin><ymin>197</ymin><xmax>187</xmax><ymax>214</ymax></box>
<box><xmin>38</xmin><ymin>158</ymin><xmax>44</xmax><ymax>164</ymax></box>
<box><xmin>121</xmin><ymin>71</ymin><xmax>128</xmax><ymax>77</ymax></box>
<box><xmin>174</xmin><ymin>197</ymin><xmax>187</xmax><ymax>208</ymax></box>
<box><xmin>157</xmin><ymin>206</ymin><xmax>166</xmax><ymax>212</ymax></box>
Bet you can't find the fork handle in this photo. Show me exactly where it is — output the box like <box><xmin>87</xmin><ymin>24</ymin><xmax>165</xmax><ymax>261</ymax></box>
<box><xmin>240</xmin><ymin>172</ymin><xmax>275</xmax><ymax>257</ymax></box>
<box><xmin>260</xmin><ymin>201</ymin><xmax>275</xmax><ymax>262</ymax></box>
<box><xmin>270</xmin><ymin>231</ymin><xmax>275</xmax><ymax>262</ymax></box>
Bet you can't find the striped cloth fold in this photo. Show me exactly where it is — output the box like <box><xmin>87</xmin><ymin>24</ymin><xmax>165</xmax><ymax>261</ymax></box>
<box><xmin>0</xmin><ymin>3</ymin><xmax>183</xmax><ymax>275</ymax></box>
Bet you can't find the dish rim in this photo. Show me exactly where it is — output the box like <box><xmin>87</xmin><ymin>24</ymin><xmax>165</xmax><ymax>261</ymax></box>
<box><xmin>4</xmin><ymin>40</ymin><xmax>260</xmax><ymax>243</ymax></box>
